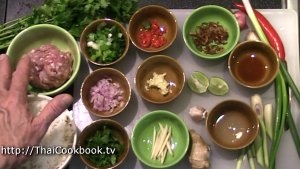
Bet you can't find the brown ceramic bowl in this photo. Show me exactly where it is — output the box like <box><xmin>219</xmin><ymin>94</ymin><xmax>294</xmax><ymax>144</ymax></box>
<box><xmin>135</xmin><ymin>55</ymin><xmax>185</xmax><ymax>104</ymax></box>
<box><xmin>81</xmin><ymin>68</ymin><xmax>131</xmax><ymax>118</ymax></box>
<box><xmin>228</xmin><ymin>41</ymin><xmax>279</xmax><ymax>88</ymax></box>
<box><xmin>128</xmin><ymin>5</ymin><xmax>177</xmax><ymax>53</ymax></box>
<box><xmin>206</xmin><ymin>100</ymin><xmax>259</xmax><ymax>150</ymax></box>
<box><xmin>78</xmin><ymin>119</ymin><xmax>130</xmax><ymax>169</ymax></box>
<box><xmin>80</xmin><ymin>19</ymin><xmax>130</xmax><ymax>66</ymax></box>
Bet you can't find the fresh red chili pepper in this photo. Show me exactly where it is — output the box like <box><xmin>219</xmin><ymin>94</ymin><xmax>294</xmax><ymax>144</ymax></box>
<box><xmin>137</xmin><ymin>19</ymin><xmax>167</xmax><ymax>48</ymax></box>
<box><xmin>138</xmin><ymin>30</ymin><xmax>152</xmax><ymax>48</ymax></box>
<box><xmin>233</xmin><ymin>2</ymin><xmax>286</xmax><ymax>62</ymax></box>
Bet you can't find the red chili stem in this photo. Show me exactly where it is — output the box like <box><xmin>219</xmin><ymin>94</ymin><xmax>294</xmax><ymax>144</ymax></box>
<box><xmin>233</xmin><ymin>2</ymin><xmax>286</xmax><ymax>62</ymax></box>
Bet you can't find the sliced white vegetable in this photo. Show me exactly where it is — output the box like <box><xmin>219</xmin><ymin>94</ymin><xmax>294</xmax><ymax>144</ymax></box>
<box><xmin>87</xmin><ymin>41</ymin><xmax>99</xmax><ymax>50</ymax></box>
<box><xmin>264</xmin><ymin>104</ymin><xmax>273</xmax><ymax>140</ymax></box>
<box><xmin>161</xmin><ymin>148</ymin><xmax>168</xmax><ymax>164</ymax></box>
<box><xmin>151</xmin><ymin>127</ymin><xmax>156</xmax><ymax>158</ymax></box>
<box><xmin>152</xmin><ymin>123</ymin><xmax>168</xmax><ymax>158</ymax></box>
<box><xmin>151</xmin><ymin>124</ymin><xmax>173</xmax><ymax>163</ymax></box>
<box><xmin>158</xmin><ymin>127</ymin><xmax>171</xmax><ymax>156</ymax></box>
<box><xmin>166</xmin><ymin>140</ymin><xmax>173</xmax><ymax>156</ymax></box>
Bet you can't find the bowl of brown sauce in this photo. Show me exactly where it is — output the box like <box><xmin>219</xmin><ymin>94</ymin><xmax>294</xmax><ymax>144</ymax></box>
<box><xmin>206</xmin><ymin>100</ymin><xmax>259</xmax><ymax>150</ymax></box>
<box><xmin>228</xmin><ymin>41</ymin><xmax>279</xmax><ymax>88</ymax></box>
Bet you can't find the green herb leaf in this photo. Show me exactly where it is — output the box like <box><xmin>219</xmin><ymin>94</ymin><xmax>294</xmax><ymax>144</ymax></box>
<box><xmin>143</xmin><ymin>21</ymin><xmax>151</xmax><ymax>29</ymax></box>
<box><xmin>84</xmin><ymin>125</ymin><xmax>124</xmax><ymax>167</ymax></box>
<box><xmin>0</xmin><ymin>0</ymin><xmax>139</xmax><ymax>50</ymax></box>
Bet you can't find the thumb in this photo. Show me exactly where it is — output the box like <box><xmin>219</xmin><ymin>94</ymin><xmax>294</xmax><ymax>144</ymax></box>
<box><xmin>33</xmin><ymin>94</ymin><xmax>73</xmax><ymax>138</ymax></box>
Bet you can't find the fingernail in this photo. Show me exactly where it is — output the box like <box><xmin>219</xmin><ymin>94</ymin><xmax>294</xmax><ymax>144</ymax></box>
<box><xmin>0</xmin><ymin>54</ymin><xmax>7</xmax><ymax>61</ymax></box>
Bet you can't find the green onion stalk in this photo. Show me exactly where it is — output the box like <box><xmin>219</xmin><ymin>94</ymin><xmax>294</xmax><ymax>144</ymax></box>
<box><xmin>241</xmin><ymin>0</ymin><xmax>300</xmax><ymax>168</ymax></box>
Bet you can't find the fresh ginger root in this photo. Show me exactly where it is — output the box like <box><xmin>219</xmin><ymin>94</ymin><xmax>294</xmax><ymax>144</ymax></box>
<box><xmin>189</xmin><ymin>129</ymin><xmax>210</xmax><ymax>169</ymax></box>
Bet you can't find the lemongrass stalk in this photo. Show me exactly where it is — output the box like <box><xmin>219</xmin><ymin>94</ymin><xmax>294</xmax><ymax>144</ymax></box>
<box><xmin>236</xmin><ymin>148</ymin><xmax>246</xmax><ymax>169</ymax></box>
<box><xmin>254</xmin><ymin>134</ymin><xmax>264</xmax><ymax>167</ymax></box>
<box><xmin>241</xmin><ymin>0</ymin><xmax>269</xmax><ymax>44</ymax></box>
<box><xmin>264</xmin><ymin>104</ymin><xmax>273</xmax><ymax>140</ymax></box>
<box><xmin>251</xmin><ymin>94</ymin><xmax>269</xmax><ymax>167</ymax></box>
<box><xmin>247</xmin><ymin>147</ymin><xmax>256</xmax><ymax>169</ymax></box>
<box><xmin>251</xmin><ymin>94</ymin><xmax>264</xmax><ymax>119</ymax></box>
<box><xmin>260</xmin><ymin>120</ymin><xmax>269</xmax><ymax>167</ymax></box>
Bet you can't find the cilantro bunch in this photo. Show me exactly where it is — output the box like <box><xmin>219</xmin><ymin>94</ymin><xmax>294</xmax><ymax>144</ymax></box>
<box><xmin>0</xmin><ymin>0</ymin><xmax>139</xmax><ymax>50</ymax></box>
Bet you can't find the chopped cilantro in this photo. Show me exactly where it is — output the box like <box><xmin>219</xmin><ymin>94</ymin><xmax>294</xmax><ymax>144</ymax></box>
<box><xmin>85</xmin><ymin>125</ymin><xmax>124</xmax><ymax>167</ymax></box>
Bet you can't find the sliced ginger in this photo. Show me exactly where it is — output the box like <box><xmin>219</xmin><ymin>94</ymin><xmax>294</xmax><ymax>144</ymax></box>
<box><xmin>151</xmin><ymin>123</ymin><xmax>173</xmax><ymax>164</ymax></box>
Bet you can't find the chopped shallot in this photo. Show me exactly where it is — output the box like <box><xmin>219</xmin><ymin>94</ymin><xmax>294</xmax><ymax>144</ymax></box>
<box><xmin>90</xmin><ymin>77</ymin><xmax>124</xmax><ymax>112</ymax></box>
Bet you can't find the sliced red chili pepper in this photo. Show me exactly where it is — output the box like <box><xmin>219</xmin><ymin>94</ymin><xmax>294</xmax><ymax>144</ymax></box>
<box><xmin>233</xmin><ymin>2</ymin><xmax>286</xmax><ymax>62</ymax></box>
<box><xmin>152</xmin><ymin>38</ymin><xmax>161</xmax><ymax>48</ymax></box>
<box><xmin>137</xmin><ymin>19</ymin><xmax>167</xmax><ymax>48</ymax></box>
<box><xmin>138</xmin><ymin>30</ymin><xmax>151</xmax><ymax>48</ymax></box>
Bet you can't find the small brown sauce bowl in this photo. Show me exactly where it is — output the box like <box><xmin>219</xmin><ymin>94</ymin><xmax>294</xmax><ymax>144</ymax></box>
<box><xmin>78</xmin><ymin>119</ymin><xmax>130</xmax><ymax>169</ymax></box>
<box><xmin>81</xmin><ymin>68</ymin><xmax>131</xmax><ymax>118</ymax></box>
<box><xmin>206</xmin><ymin>100</ymin><xmax>259</xmax><ymax>150</ymax></box>
<box><xmin>135</xmin><ymin>55</ymin><xmax>185</xmax><ymax>104</ymax></box>
<box><xmin>80</xmin><ymin>19</ymin><xmax>129</xmax><ymax>66</ymax></box>
<box><xmin>128</xmin><ymin>5</ymin><xmax>177</xmax><ymax>53</ymax></box>
<box><xmin>228</xmin><ymin>41</ymin><xmax>279</xmax><ymax>88</ymax></box>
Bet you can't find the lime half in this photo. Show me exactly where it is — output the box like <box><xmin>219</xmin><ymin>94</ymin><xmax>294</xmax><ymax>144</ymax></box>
<box><xmin>208</xmin><ymin>77</ymin><xmax>229</xmax><ymax>96</ymax></box>
<box><xmin>187</xmin><ymin>71</ymin><xmax>209</xmax><ymax>94</ymax></box>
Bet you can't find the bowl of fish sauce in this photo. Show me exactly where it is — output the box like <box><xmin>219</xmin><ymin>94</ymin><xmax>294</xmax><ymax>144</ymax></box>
<box><xmin>228</xmin><ymin>41</ymin><xmax>279</xmax><ymax>88</ymax></box>
<box><xmin>206</xmin><ymin>100</ymin><xmax>259</xmax><ymax>150</ymax></box>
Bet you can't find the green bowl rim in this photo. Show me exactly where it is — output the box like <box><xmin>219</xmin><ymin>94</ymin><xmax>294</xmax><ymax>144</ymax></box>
<box><xmin>131</xmin><ymin>110</ymin><xmax>190</xmax><ymax>168</ymax></box>
<box><xmin>6</xmin><ymin>23</ymin><xmax>81</xmax><ymax>96</ymax></box>
<box><xmin>182</xmin><ymin>5</ymin><xmax>240</xmax><ymax>59</ymax></box>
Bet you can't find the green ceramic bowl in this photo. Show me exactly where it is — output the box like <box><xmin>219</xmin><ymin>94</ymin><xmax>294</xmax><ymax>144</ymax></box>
<box><xmin>183</xmin><ymin>5</ymin><xmax>240</xmax><ymax>59</ymax></box>
<box><xmin>6</xmin><ymin>24</ymin><xmax>81</xmax><ymax>95</ymax></box>
<box><xmin>131</xmin><ymin>110</ymin><xmax>189</xmax><ymax>168</ymax></box>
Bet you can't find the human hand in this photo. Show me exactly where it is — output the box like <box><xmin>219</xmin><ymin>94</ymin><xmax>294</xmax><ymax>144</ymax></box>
<box><xmin>0</xmin><ymin>54</ymin><xmax>73</xmax><ymax>169</ymax></box>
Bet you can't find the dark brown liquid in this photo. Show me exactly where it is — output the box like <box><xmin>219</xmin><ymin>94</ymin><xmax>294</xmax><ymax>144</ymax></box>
<box><xmin>212</xmin><ymin>110</ymin><xmax>256</xmax><ymax>147</ymax></box>
<box><xmin>233</xmin><ymin>51</ymin><xmax>270</xmax><ymax>85</ymax></box>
